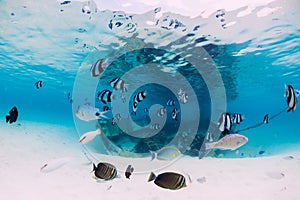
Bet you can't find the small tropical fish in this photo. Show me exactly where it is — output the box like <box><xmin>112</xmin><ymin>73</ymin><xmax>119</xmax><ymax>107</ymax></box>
<box><xmin>171</xmin><ymin>108</ymin><xmax>179</xmax><ymax>121</ymax></box>
<box><xmin>263</xmin><ymin>114</ymin><xmax>269</xmax><ymax>124</ymax></box>
<box><xmin>75</xmin><ymin>103</ymin><xmax>108</xmax><ymax>121</ymax></box>
<box><xmin>166</xmin><ymin>99</ymin><xmax>175</xmax><ymax>107</ymax></box>
<box><xmin>125</xmin><ymin>165</ymin><xmax>134</xmax><ymax>179</ymax></box>
<box><xmin>134</xmin><ymin>91</ymin><xmax>147</xmax><ymax>103</ymax></box>
<box><xmin>34</xmin><ymin>80</ymin><xmax>43</xmax><ymax>89</ymax></box>
<box><xmin>150</xmin><ymin>123</ymin><xmax>160</xmax><ymax>131</ymax></box>
<box><xmin>92</xmin><ymin>162</ymin><xmax>117</xmax><ymax>180</ymax></box>
<box><xmin>79</xmin><ymin>129</ymin><xmax>101</xmax><ymax>144</ymax></box>
<box><xmin>132</xmin><ymin>101</ymin><xmax>138</xmax><ymax>115</ymax></box>
<box><xmin>97</xmin><ymin>89</ymin><xmax>114</xmax><ymax>104</ymax></box>
<box><xmin>90</xmin><ymin>58</ymin><xmax>108</xmax><ymax>77</ymax></box>
<box><xmin>179</xmin><ymin>93</ymin><xmax>188</xmax><ymax>104</ymax></box>
<box><xmin>205</xmin><ymin>132</ymin><xmax>214</xmax><ymax>142</ymax></box>
<box><xmin>218</xmin><ymin>112</ymin><xmax>232</xmax><ymax>135</ymax></box>
<box><xmin>178</xmin><ymin>89</ymin><xmax>188</xmax><ymax>104</ymax></box>
<box><xmin>150</xmin><ymin>146</ymin><xmax>181</xmax><ymax>161</ymax></box>
<box><xmin>40</xmin><ymin>157</ymin><xmax>72</xmax><ymax>173</ymax></box>
<box><xmin>67</xmin><ymin>92</ymin><xmax>73</xmax><ymax>104</ymax></box>
<box><xmin>231</xmin><ymin>113</ymin><xmax>244</xmax><ymax>124</ymax></box>
<box><xmin>157</xmin><ymin>107</ymin><xmax>166</xmax><ymax>117</ymax></box>
<box><xmin>148</xmin><ymin>172</ymin><xmax>187</xmax><ymax>190</ymax></box>
<box><xmin>110</xmin><ymin>78</ymin><xmax>128</xmax><ymax>92</ymax></box>
<box><xmin>205</xmin><ymin>133</ymin><xmax>248</xmax><ymax>150</ymax></box>
<box><xmin>6</xmin><ymin>106</ymin><xmax>18</xmax><ymax>124</ymax></box>
<box><xmin>285</xmin><ymin>84</ymin><xmax>297</xmax><ymax>112</ymax></box>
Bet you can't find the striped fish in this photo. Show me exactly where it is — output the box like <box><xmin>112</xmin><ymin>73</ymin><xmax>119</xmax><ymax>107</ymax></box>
<box><xmin>285</xmin><ymin>84</ymin><xmax>297</xmax><ymax>112</ymax></box>
<box><xmin>92</xmin><ymin>162</ymin><xmax>117</xmax><ymax>180</ymax></box>
<box><xmin>263</xmin><ymin>114</ymin><xmax>269</xmax><ymax>124</ymax></box>
<box><xmin>97</xmin><ymin>89</ymin><xmax>113</xmax><ymax>104</ymax></box>
<box><xmin>125</xmin><ymin>165</ymin><xmax>134</xmax><ymax>179</ymax></box>
<box><xmin>34</xmin><ymin>80</ymin><xmax>43</xmax><ymax>89</ymax></box>
<box><xmin>148</xmin><ymin>172</ymin><xmax>187</xmax><ymax>190</ymax></box>
<box><xmin>231</xmin><ymin>113</ymin><xmax>243</xmax><ymax>124</ymax></box>
<box><xmin>134</xmin><ymin>91</ymin><xmax>147</xmax><ymax>103</ymax></box>
<box><xmin>132</xmin><ymin>101</ymin><xmax>138</xmax><ymax>115</ymax></box>
<box><xmin>90</xmin><ymin>58</ymin><xmax>108</xmax><ymax>77</ymax></box>
<box><xmin>218</xmin><ymin>112</ymin><xmax>232</xmax><ymax>135</ymax></box>
<box><xmin>171</xmin><ymin>108</ymin><xmax>179</xmax><ymax>121</ymax></box>
<box><xmin>166</xmin><ymin>99</ymin><xmax>175</xmax><ymax>106</ymax></box>
<box><xmin>110</xmin><ymin>78</ymin><xmax>128</xmax><ymax>92</ymax></box>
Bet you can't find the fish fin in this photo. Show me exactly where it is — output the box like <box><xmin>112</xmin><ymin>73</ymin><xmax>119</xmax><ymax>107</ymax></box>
<box><xmin>91</xmin><ymin>163</ymin><xmax>97</xmax><ymax>173</ymax></box>
<box><xmin>150</xmin><ymin>151</ymin><xmax>157</xmax><ymax>161</ymax></box>
<box><xmin>222</xmin><ymin>129</ymin><xmax>230</xmax><ymax>135</ymax></box>
<box><xmin>97</xmin><ymin>111</ymin><xmax>109</xmax><ymax>119</ymax></box>
<box><xmin>5</xmin><ymin>115</ymin><xmax>10</xmax><ymax>123</ymax></box>
<box><xmin>287</xmin><ymin>108</ymin><xmax>292</xmax><ymax>112</ymax></box>
<box><xmin>205</xmin><ymin>142</ymin><xmax>216</xmax><ymax>150</ymax></box>
<box><xmin>148</xmin><ymin>172</ymin><xmax>156</xmax><ymax>182</ymax></box>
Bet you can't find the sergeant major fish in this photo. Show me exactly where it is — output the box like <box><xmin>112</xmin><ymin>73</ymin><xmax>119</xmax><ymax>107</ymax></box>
<box><xmin>205</xmin><ymin>133</ymin><xmax>248</xmax><ymax>150</ymax></box>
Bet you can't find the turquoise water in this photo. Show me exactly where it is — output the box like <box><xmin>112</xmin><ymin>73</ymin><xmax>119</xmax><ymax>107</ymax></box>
<box><xmin>1</xmin><ymin>0</ymin><xmax>299</xmax><ymax>159</ymax></box>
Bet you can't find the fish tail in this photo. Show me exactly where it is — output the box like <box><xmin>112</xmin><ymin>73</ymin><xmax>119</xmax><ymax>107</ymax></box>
<box><xmin>148</xmin><ymin>172</ymin><xmax>156</xmax><ymax>182</ymax></box>
<box><xmin>150</xmin><ymin>151</ymin><xmax>157</xmax><ymax>161</ymax></box>
<box><xmin>5</xmin><ymin>115</ymin><xmax>10</xmax><ymax>123</ymax></box>
<box><xmin>91</xmin><ymin>163</ymin><xmax>97</xmax><ymax>173</ymax></box>
<box><xmin>205</xmin><ymin>142</ymin><xmax>216</xmax><ymax>150</ymax></box>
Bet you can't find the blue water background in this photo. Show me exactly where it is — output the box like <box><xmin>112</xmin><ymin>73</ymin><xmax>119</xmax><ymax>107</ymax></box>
<box><xmin>0</xmin><ymin>0</ymin><xmax>300</xmax><ymax>157</ymax></box>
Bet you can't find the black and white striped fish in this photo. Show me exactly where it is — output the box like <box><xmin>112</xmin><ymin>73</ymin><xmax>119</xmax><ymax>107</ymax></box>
<box><xmin>132</xmin><ymin>101</ymin><xmax>138</xmax><ymax>115</ymax></box>
<box><xmin>125</xmin><ymin>165</ymin><xmax>134</xmax><ymax>179</ymax></box>
<box><xmin>231</xmin><ymin>113</ymin><xmax>243</xmax><ymax>124</ymax></box>
<box><xmin>263</xmin><ymin>114</ymin><xmax>269</xmax><ymax>124</ymax></box>
<box><xmin>97</xmin><ymin>89</ymin><xmax>114</xmax><ymax>104</ymax></box>
<box><xmin>92</xmin><ymin>162</ymin><xmax>117</xmax><ymax>181</ymax></box>
<box><xmin>166</xmin><ymin>99</ymin><xmax>175</xmax><ymax>106</ymax></box>
<box><xmin>285</xmin><ymin>84</ymin><xmax>297</xmax><ymax>112</ymax></box>
<box><xmin>34</xmin><ymin>80</ymin><xmax>43</xmax><ymax>89</ymax></box>
<box><xmin>110</xmin><ymin>78</ymin><xmax>128</xmax><ymax>92</ymax></box>
<box><xmin>218</xmin><ymin>112</ymin><xmax>232</xmax><ymax>135</ymax></box>
<box><xmin>90</xmin><ymin>58</ymin><xmax>108</xmax><ymax>77</ymax></box>
<box><xmin>134</xmin><ymin>91</ymin><xmax>147</xmax><ymax>103</ymax></box>
<box><xmin>171</xmin><ymin>108</ymin><xmax>179</xmax><ymax>121</ymax></box>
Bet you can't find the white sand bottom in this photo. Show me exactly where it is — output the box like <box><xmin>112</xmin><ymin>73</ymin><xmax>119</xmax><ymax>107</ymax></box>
<box><xmin>1</xmin><ymin>120</ymin><xmax>300</xmax><ymax>200</ymax></box>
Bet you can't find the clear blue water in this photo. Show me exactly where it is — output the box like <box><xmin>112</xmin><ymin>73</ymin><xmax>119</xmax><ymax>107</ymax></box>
<box><xmin>1</xmin><ymin>0</ymin><xmax>299</xmax><ymax>159</ymax></box>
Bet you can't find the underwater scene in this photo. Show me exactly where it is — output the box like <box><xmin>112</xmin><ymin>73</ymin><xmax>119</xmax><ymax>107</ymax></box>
<box><xmin>1</xmin><ymin>0</ymin><xmax>300</xmax><ymax>199</ymax></box>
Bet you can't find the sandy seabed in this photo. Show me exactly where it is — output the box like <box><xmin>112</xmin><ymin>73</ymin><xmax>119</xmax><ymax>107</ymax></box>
<box><xmin>1</xmin><ymin>120</ymin><xmax>300</xmax><ymax>200</ymax></box>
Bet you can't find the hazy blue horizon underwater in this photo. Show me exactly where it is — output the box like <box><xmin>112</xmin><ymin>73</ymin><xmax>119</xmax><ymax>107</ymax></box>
<box><xmin>0</xmin><ymin>0</ymin><xmax>300</xmax><ymax>159</ymax></box>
